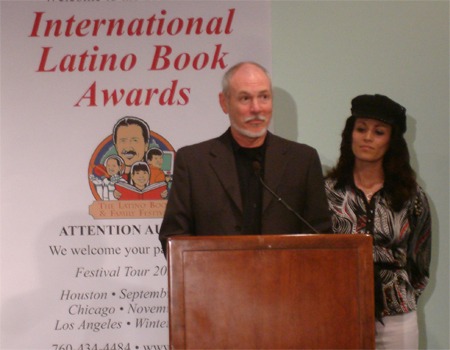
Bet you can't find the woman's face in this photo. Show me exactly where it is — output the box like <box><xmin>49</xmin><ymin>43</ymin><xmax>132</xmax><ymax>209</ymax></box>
<box><xmin>351</xmin><ymin>118</ymin><xmax>392</xmax><ymax>164</ymax></box>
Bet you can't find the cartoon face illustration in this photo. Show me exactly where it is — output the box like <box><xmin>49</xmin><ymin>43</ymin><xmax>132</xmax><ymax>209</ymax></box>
<box><xmin>105</xmin><ymin>156</ymin><xmax>123</xmax><ymax>177</ymax></box>
<box><xmin>130</xmin><ymin>162</ymin><xmax>150</xmax><ymax>189</ymax></box>
<box><xmin>147</xmin><ymin>148</ymin><xmax>164</xmax><ymax>169</ymax></box>
<box><xmin>113</xmin><ymin>117</ymin><xmax>150</xmax><ymax>169</ymax></box>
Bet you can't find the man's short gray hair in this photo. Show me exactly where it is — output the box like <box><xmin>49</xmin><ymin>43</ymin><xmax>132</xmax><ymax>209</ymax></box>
<box><xmin>221</xmin><ymin>61</ymin><xmax>271</xmax><ymax>96</ymax></box>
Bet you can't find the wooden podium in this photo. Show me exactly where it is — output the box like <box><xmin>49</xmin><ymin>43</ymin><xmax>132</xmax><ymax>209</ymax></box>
<box><xmin>167</xmin><ymin>234</ymin><xmax>375</xmax><ymax>349</ymax></box>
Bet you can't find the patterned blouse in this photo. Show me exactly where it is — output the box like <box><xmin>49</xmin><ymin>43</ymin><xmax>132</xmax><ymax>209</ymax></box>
<box><xmin>324</xmin><ymin>178</ymin><xmax>431</xmax><ymax>317</ymax></box>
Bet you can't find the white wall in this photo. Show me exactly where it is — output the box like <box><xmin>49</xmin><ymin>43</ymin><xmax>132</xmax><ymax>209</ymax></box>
<box><xmin>271</xmin><ymin>1</ymin><xmax>449</xmax><ymax>349</ymax></box>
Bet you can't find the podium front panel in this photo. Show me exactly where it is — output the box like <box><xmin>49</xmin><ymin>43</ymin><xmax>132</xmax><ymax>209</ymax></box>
<box><xmin>167</xmin><ymin>234</ymin><xmax>374</xmax><ymax>349</ymax></box>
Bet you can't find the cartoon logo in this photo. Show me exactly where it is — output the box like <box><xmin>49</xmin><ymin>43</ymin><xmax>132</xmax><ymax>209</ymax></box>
<box><xmin>88</xmin><ymin>116</ymin><xmax>175</xmax><ymax>219</ymax></box>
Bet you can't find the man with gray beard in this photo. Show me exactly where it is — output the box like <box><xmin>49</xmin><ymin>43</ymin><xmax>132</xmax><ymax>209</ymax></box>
<box><xmin>159</xmin><ymin>61</ymin><xmax>331</xmax><ymax>256</ymax></box>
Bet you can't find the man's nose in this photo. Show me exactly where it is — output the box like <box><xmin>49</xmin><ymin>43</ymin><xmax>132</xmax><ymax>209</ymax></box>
<box><xmin>250</xmin><ymin>98</ymin><xmax>261</xmax><ymax>113</ymax></box>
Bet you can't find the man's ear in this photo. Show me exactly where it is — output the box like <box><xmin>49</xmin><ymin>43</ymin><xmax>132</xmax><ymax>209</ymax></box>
<box><xmin>219</xmin><ymin>92</ymin><xmax>228</xmax><ymax>114</ymax></box>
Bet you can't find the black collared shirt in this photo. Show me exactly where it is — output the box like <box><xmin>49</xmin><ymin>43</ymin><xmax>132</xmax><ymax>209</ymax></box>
<box><xmin>231</xmin><ymin>136</ymin><xmax>266</xmax><ymax>234</ymax></box>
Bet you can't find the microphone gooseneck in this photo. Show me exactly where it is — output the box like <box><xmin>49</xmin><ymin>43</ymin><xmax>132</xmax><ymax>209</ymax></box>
<box><xmin>252</xmin><ymin>160</ymin><xmax>319</xmax><ymax>234</ymax></box>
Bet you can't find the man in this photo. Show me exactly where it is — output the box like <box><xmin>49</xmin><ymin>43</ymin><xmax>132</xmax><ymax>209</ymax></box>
<box><xmin>159</xmin><ymin>62</ymin><xmax>331</xmax><ymax>255</ymax></box>
<box><xmin>113</xmin><ymin>116</ymin><xmax>150</xmax><ymax>178</ymax></box>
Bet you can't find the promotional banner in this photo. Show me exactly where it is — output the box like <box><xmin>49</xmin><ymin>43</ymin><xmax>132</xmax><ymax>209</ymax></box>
<box><xmin>0</xmin><ymin>1</ymin><xmax>271</xmax><ymax>349</ymax></box>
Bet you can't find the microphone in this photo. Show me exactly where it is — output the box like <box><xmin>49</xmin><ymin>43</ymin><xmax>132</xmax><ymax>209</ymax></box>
<box><xmin>252</xmin><ymin>161</ymin><xmax>319</xmax><ymax>234</ymax></box>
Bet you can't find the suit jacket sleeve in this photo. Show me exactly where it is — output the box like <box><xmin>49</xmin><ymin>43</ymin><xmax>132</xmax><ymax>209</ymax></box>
<box><xmin>159</xmin><ymin>146</ymin><xmax>193</xmax><ymax>255</ymax></box>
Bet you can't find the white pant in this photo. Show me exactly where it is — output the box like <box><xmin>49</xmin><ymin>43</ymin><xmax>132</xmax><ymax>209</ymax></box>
<box><xmin>375</xmin><ymin>311</ymin><xmax>418</xmax><ymax>349</ymax></box>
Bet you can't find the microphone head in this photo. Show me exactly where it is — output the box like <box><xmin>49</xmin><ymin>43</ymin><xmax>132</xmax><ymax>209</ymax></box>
<box><xmin>252</xmin><ymin>160</ymin><xmax>262</xmax><ymax>176</ymax></box>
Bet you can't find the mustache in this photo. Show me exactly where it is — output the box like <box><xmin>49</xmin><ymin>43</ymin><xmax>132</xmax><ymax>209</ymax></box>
<box><xmin>121</xmin><ymin>150</ymin><xmax>137</xmax><ymax>156</ymax></box>
<box><xmin>244</xmin><ymin>115</ymin><xmax>267</xmax><ymax>122</ymax></box>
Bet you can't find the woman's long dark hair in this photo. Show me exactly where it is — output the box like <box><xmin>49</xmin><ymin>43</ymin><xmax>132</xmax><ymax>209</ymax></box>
<box><xmin>326</xmin><ymin>116</ymin><xmax>417</xmax><ymax>211</ymax></box>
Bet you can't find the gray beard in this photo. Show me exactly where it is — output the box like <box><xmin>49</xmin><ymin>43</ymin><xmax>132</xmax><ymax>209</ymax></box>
<box><xmin>230</xmin><ymin>116</ymin><xmax>268</xmax><ymax>139</ymax></box>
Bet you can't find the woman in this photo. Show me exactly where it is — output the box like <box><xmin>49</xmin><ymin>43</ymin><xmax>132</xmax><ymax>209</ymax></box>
<box><xmin>325</xmin><ymin>94</ymin><xmax>431</xmax><ymax>349</ymax></box>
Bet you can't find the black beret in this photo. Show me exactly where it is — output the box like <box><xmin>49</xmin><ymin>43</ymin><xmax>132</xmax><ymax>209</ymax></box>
<box><xmin>351</xmin><ymin>94</ymin><xmax>407</xmax><ymax>133</ymax></box>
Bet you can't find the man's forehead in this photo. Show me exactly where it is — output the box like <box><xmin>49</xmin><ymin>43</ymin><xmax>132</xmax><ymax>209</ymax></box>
<box><xmin>235</xmin><ymin>87</ymin><xmax>271</xmax><ymax>94</ymax></box>
<box><xmin>117</xmin><ymin>124</ymin><xmax>144</xmax><ymax>135</ymax></box>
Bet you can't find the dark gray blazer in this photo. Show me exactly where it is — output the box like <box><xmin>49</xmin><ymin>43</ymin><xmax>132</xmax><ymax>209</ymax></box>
<box><xmin>159</xmin><ymin>129</ymin><xmax>332</xmax><ymax>253</ymax></box>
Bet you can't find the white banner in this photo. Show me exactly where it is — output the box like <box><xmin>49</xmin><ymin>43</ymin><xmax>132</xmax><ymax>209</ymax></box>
<box><xmin>0</xmin><ymin>1</ymin><xmax>271</xmax><ymax>349</ymax></box>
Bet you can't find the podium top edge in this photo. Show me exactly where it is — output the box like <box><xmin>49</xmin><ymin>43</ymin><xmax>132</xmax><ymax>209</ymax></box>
<box><xmin>167</xmin><ymin>233</ymin><xmax>372</xmax><ymax>241</ymax></box>
<box><xmin>167</xmin><ymin>234</ymin><xmax>373</xmax><ymax>253</ymax></box>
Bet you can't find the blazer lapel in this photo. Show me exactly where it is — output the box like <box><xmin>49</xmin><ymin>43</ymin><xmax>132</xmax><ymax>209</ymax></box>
<box><xmin>262</xmin><ymin>133</ymin><xmax>290</xmax><ymax>212</ymax></box>
<box><xmin>208</xmin><ymin>132</ymin><xmax>243</xmax><ymax>212</ymax></box>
